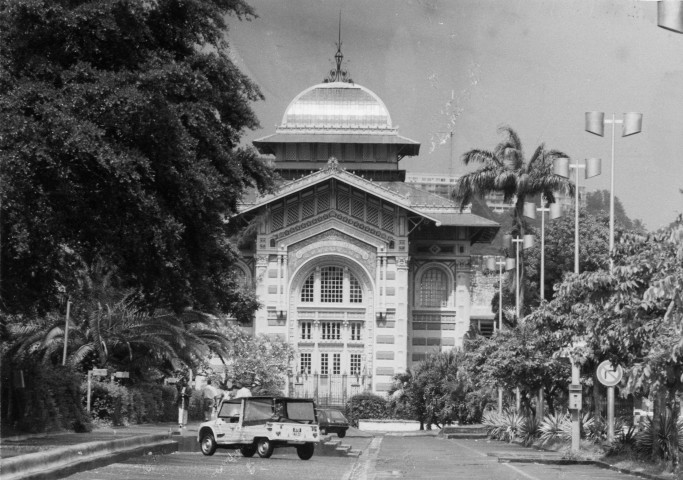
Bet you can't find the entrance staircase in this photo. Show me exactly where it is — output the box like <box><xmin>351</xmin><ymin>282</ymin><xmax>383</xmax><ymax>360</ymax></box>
<box><xmin>440</xmin><ymin>424</ymin><xmax>488</xmax><ymax>440</ymax></box>
<box><xmin>315</xmin><ymin>435</ymin><xmax>362</xmax><ymax>457</ymax></box>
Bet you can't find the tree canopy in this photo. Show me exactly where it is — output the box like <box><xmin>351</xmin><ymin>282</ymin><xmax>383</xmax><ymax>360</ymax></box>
<box><xmin>0</xmin><ymin>0</ymin><xmax>274</xmax><ymax>314</ymax></box>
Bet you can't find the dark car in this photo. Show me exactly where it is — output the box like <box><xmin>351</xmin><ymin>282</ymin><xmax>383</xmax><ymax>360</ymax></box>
<box><xmin>317</xmin><ymin>408</ymin><xmax>349</xmax><ymax>438</ymax></box>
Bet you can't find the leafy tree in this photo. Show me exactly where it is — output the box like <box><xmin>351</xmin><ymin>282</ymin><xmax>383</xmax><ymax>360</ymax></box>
<box><xmin>0</xmin><ymin>0</ymin><xmax>274</xmax><ymax>314</ymax></box>
<box><xmin>206</xmin><ymin>322</ymin><xmax>294</xmax><ymax>396</ymax></box>
<box><xmin>527</xmin><ymin>216</ymin><xmax>683</xmax><ymax>464</ymax></box>
<box><xmin>585</xmin><ymin>189</ymin><xmax>646</xmax><ymax>235</ymax></box>
<box><xmin>464</xmin><ymin>322</ymin><xmax>570</xmax><ymax>415</ymax></box>
<box><xmin>453</xmin><ymin>127</ymin><xmax>572</xmax><ymax>319</ymax></box>
<box><xmin>523</xmin><ymin>206</ymin><xmax>610</xmax><ymax>306</ymax></box>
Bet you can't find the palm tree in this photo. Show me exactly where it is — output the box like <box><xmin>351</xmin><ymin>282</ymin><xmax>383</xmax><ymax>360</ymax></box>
<box><xmin>453</xmin><ymin>126</ymin><xmax>573</xmax><ymax>318</ymax></box>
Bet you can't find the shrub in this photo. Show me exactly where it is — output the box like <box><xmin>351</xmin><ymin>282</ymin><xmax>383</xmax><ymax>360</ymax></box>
<box><xmin>538</xmin><ymin>412</ymin><xmax>571</xmax><ymax>446</ymax></box>
<box><xmin>483</xmin><ymin>409</ymin><xmax>524</xmax><ymax>442</ymax></box>
<box><xmin>455</xmin><ymin>390</ymin><xmax>491</xmax><ymax>425</ymax></box>
<box><xmin>86</xmin><ymin>380</ymin><xmax>185</xmax><ymax>426</ymax></box>
<box><xmin>635</xmin><ymin>413</ymin><xmax>683</xmax><ymax>461</ymax></box>
<box><xmin>519</xmin><ymin>416</ymin><xmax>541</xmax><ymax>447</ymax></box>
<box><xmin>345</xmin><ymin>392</ymin><xmax>390</xmax><ymax>427</ymax></box>
<box><xmin>6</xmin><ymin>363</ymin><xmax>92</xmax><ymax>433</ymax></box>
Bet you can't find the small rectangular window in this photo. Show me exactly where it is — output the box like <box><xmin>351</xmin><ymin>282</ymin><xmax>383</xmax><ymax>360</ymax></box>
<box><xmin>300</xmin><ymin>322</ymin><xmax>312</xmax><ymax>340</ymax></box>
<box><xmin>350</xmin><ymin>354</ymin><xmax>362</xmax><ymax>376</ymax></box>
<box><xmin>300</xmin><ymin>353</ymin><xmax>311</xmax><ymax>374</ymax></box>
<box><xmin>320</xmin><ymin>353</ymin><xmax>329</xmax><ymax>375</ymax></box>
<box><xmin>333</xmin><ymin>353</ymin><xmax>341</xmax><ymax>375</ymax></box>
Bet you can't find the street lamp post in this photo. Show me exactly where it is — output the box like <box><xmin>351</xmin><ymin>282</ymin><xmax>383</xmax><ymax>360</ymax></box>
<box><xmin>553</xmin><ymin>156</ymin><xmax>602</xmax><ymax>452</ymax></box>
<box><xmin>487</xmin><ymin>255</ymin><xmax>509</xmax><ymax>414</ymax></box>
<box><xmin>502</xmin><ymin>233</ymin><xmax>534</xmax><ymax>412</ymax></box>
<box><xmin>522</xmin><ymin>199</ymin><xmax>561</xmax><ymax>420</ymax></box>
<box><xmin>585</xmin><ymin>112</ymin><xmax>643</xmax><ymax>272</ymax></box>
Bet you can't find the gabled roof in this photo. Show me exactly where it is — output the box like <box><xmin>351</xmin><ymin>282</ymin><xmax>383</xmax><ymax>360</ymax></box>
<box><xmin>236</xmin><ymin>161</ymin><xmax>499</xmax><ymax>234</ymax></box>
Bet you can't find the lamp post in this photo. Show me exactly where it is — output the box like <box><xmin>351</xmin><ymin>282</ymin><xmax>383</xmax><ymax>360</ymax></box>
<box><xmin>553</xmin><ymin>156</ymin><xmax>602</xmax><ymax>452</ymax></box>
<box><xmin>522</xmin><ymin>200</ymin><xmax>561</xmax><ymax>421</ymax></box>
<box><xmin>487</xmin><ymin>255</ymin><xmax>509</xmax><ymax>414</ymax></box>
<box><xmin>585</xmin><ymin>112</ymin><xmax>643</xmax><ymax>272</ymax></box>
<box><xmin>657</xmin><ymin>1</ymin><xmax>683</xmax><ymax>33</ymax></box>
<box><xmin>502</xmin><ymin>233</ymin><xmax>534</xmax><ymax>412</ymax></box>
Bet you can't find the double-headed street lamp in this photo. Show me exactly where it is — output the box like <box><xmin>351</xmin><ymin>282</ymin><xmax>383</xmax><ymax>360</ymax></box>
<box><xmin>554</xmin><ymin>156</ymin><xmax>601</xmax><ymax>452</ymax></box>
<box><xmin>523</xmin><ymin>200</ymin><xmax>562</xmax><ymax>301</ymax></box>
<box><xmin>585</xmin><ymin>112</ymin><xmax>643</xmax><ymax>272</ymax></box>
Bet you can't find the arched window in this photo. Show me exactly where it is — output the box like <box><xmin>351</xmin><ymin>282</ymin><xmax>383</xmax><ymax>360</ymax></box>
<box><xmin>419</xmin><ymin>268</ymin><xmax>449</xmax><ymax>307</ymax></box>
<box><xmin>299</xmin><ymin>265</ymin><xmax>364</xmax><ymax>304</ymax></box>
<box><xmin>320</xmin><ymin>266</ymin><xmax>343</xmax><ymax>303</ymax></box>
<box><xmin>301</xmin><ymin>274</ymin><xmax>314</xmax><ymax>302</ymax></box>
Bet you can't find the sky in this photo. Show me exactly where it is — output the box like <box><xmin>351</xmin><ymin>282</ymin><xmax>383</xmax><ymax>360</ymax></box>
<box><xmin>227</xmin><ymin>0</ymin><xmax>683</xmax><ymax>231</ymax></box>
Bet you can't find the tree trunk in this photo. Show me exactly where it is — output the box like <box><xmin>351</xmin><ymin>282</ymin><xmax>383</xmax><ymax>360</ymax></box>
<box><xmin>593</xmin><ymin>372</ymin><xmax>601</xmax><ymax>421</ymax></box>
<box><xmin>652</xmin><ymin>386</ymin><xmax>667</xmax><ymax>461</ymax></box>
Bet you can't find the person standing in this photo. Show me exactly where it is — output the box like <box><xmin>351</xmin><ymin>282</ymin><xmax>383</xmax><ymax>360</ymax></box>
<box><xmin>177</xmin><ymin>379</ymin><xmax>191</xmax><ymax>429</ymax></box>
<box><xmin>202</xmin><ymin>379</ymin><xmax>218</xmax><ymax>421</ymax></box>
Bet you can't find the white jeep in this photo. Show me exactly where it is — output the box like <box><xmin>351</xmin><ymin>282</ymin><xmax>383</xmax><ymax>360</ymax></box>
<box><xmin>197</xmin><ymin>396</ymin><xmax>320</xmax><ymax>460</ymax></box>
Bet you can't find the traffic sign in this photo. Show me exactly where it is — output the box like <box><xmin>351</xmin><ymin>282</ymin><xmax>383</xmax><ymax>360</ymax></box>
<box><xmin>91</xmin><ymin>368</ymin><xmax>108</xmax><ymax>376</ymax></box>
<box><xmin>597</xmin><ymin>360</ymin><xmax>623</xmax><ymax>387</ymax></box>
<box><xmin>114</xmin><ymin>371</ymin><xmax>130</xmax><ymax>378</ymax></box>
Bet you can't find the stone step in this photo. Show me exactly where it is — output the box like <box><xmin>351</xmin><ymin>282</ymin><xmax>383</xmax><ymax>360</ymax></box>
<box><xmin>441</xmin><ymin>425</ymin><xmax>487</xmax><ymax>435</ymax></box>
<box><xmin>315</xmin><ymin>436</ymin><xmax>358</xmax><ymax>457</ymax></box>
<box><xmin>446</xmin><ymin>433</ymin><xmax>489</xmax><ymax>440</ymax></box>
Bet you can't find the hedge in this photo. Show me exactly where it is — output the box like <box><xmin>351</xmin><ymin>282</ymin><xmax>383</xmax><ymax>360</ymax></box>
<box><xmin>345</xmin><ymin>392</ymin><xmax>390</xmax><ymax>427</ymax></box>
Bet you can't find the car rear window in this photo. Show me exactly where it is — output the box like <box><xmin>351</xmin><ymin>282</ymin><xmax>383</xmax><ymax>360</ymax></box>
<box><xmin>329</xmin><ymin>410</ymin><xmax>347</xmax><ymax>421</ymax></box>
<box><xmin>285</xmin><ymin>401</ymin><xmax>316</xmax><ymax>423</ymax></box>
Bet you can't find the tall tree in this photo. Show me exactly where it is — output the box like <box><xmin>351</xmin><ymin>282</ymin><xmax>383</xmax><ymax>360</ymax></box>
<box><xmin>453</xmin><ymin>126</ymin><xmax>572</xmax><ymax>319</ymax></box>
<box><xmin>0</xmin><ymin>0</ymin><xmax>273</xmax><ymax>314</ymax></box>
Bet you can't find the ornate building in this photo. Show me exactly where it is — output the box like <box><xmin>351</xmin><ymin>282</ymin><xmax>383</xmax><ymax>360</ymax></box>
<box><xmin>231</xmin><ymin>48</ymin><xmax>499</xmax><ymax>406</ymax></box>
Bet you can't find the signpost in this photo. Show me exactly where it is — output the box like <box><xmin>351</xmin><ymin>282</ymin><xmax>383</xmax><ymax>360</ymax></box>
<box><xmin>87</xmin><ymin>369</ymin><xmax>108</xmax><ymax>412</ymax></box>
<box><xmin>597</xmin><ymin>360</ymin><xmax>624</xmax><ymax>442</ymax></box>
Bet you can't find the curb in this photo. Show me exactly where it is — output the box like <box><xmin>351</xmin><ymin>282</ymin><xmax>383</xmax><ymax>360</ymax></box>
<box><xmin>1</xmin><ymin>433</ymin><xmax>175</xmax><ymax>480</ymax></box>
<box><xmin>494</xmin><ymin>456</ymin><xmax>672</xmax><ymax>480</ymax></box>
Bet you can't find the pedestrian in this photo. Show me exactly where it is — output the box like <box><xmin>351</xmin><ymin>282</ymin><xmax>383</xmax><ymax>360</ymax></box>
<box><xmin>202</xmin><ymin>379</ymin><xmax>218</xmax><ymax>421</ymax></box>
<box><xmin>235</xmin><ymin>382</ymin><xmax>252</xmax><ymax>398</ymax></box>
<box><xmin>177</xmin><ymin>379</ymin><xmax>191</xmax><ymax>429</ymax></box>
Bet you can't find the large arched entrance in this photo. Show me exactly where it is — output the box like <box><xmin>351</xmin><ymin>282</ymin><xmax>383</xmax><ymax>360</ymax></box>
<box><xmin>287</xmin><ymin>254</ymin><xmax>374</xmax><ymax>406</ymax></box>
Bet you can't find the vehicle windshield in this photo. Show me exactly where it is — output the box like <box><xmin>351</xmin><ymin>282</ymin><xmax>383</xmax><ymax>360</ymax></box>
<box><xmin>284</xmin><ymin>401</ymin><xmax>316</xmax><ymax>423</ymax></box>
<box><xmin>217</xmin><ymin>401</ymin><xmax>241</xmax><ymax>419</ymax></box>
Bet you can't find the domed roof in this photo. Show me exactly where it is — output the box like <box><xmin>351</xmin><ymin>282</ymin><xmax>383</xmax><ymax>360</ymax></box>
<box><xmin>279</xmin><ymin>82</ymin><xmax>394</xmax><ymax>131</ymax></box>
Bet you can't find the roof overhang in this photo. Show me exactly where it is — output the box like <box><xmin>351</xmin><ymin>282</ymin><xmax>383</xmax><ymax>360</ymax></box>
<box><xmin>253</xmin><ymin>133</ymin><xmax>420</xmax><ymax>156</ymax></box>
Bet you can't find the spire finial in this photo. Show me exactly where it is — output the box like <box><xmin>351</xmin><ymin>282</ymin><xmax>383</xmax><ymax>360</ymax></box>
<box><xmin>323</xmin><ymin>11</ymin><xmax>353</xmax><ymax>84</ymax></box>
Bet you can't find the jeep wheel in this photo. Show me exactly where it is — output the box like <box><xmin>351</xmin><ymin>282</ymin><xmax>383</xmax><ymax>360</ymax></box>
<box><xmin>337</xmin><ymin>429</ymin><xmax>346</xmax><ymax>439</ymax></box>
<box><xmin>200</xmin><ymin>432</ymin><xmax>217</xmax><ymax>456</ymax></box>
<box><xmin>297</xmin><ymin>442</ymin><xmax>315</xmax><ymax>460</ymax></box>
<box><xmin>256</xmin><ymin>438</ymin><xmax>274</xmax><ymax>458</ymax></box>
<box><xmin>240</xmin><ymin>444</ymin><xmax>257</xmax><ymax>457</ymax></box>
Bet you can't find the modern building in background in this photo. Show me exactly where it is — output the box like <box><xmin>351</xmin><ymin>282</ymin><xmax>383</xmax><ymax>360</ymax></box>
<box><xmin>229</xmin><ymin>49</ymin><xmax>500</xmax><ymax>406</ymax></box>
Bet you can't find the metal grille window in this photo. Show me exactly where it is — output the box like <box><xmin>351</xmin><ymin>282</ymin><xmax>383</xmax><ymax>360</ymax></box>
<box><xmin>350</xmin><ymin>354</ymin><xmax>362</xmax><ymax>375</ymax></box>
<box><xmin>349</xmin><ymin>276</ymin><xmax>362</xmax><ymax>303</ymax></box>
<box><xmin>301</xmin><ymin>274</ymin><xmax>314</xmax><ymax>302</ymax></box>
<box><xmin>286</xmin><ymin>202</ymin><xmax>299</xmax><ymax>225</ymax></box>
<box><xmin>381</xmin><ymin>205</ymin><xmax>394</xmax><ymax>231</ymax></box>
<box><xmin>367</xmin><ymin>205</ymin><xmax>379</xmax><ymax>226</ymax></box>
<box><xmin>320</xmin><ymin>266</ymin><xmax>343</xmax><ymax>303</ymax></box>
<box><xmin>321</xmin><ymin>322</ymin><xmax>341</xmax><ymax>340</ymax></box>
<box><xmin>350</xmin><ymin>322</ymin><xmax>362</xmax><ymax>341</ymax></box>
<box><xmin>272</xmin><ymin>207</ymin><xmax>284</xmax><ymax>231</ymax></box>
<box><xmin>300</xmin><ymin>353</ymin><xmax>311</xmax><ymax>374</ymax></box>
<box><xmin>419</xmin><ymin>268</ymin><xmax>449</xmax><ymax>307</ymax></box>
<box><xmin>333</xmin><ymin>353</ymin><xmax>341</xmax><ymax>375</ymax></box>
<box><xmin>300</xmin><ymin>321</ymin><xmax>312</xmax><ymax>340</ymax></box>
<box><xmin>301</xmin><ymin>197</ymin><xmax>315</xmax><ymax>218</ymax></box>
<box><xmin>320</xmin><ymin>353</ymin><xmax>329</xmax><ymax>375</ymax></box>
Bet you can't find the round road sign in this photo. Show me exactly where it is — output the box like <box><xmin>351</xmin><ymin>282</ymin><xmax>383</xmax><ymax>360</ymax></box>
<box><xmin>597</xmin><ymin>360</ymin><xmax>623</xmax><ymax>387</ymax></box>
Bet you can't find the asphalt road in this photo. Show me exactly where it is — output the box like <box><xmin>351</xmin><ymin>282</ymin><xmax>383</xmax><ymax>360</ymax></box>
<box><xmin>63</xmin><ymin>435</ymin><xmax>645</xmax><ymax>480</ymax></box>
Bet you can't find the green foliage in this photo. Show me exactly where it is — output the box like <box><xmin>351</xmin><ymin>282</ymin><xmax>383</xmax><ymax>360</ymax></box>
<box><xmin>538</xmin><ymin>412</ymin><xmax>571</xmax><ymax>446</ymax></box>
<box><xmin>482</xmin><ymin>409</ymin><xmax>524</xmax><ymax>442</ymax></box>
<box><xmin>1</xmin><ymin>363</ymin><xmax>91</xmax><ymax>433</ymax></box>
<box><xmin>0</xmin><ymin>0</ymin><xmax>274</xmax><ymax>314</ymax></box>
<box><xmin>519</xmin><ymin>415</ymin><xmax>541</xmax><ymax>447</ymax></box>
<box><xmin>344</xmin><ymin>392</ymin><xmax>390</xmax><ymax>428</ymax></box>
<box><xmin>454</xmin><ymin>390</ymin><xmax>492</xmax><ymax>425</ymax></box>
<box><xmin>635</xmin><ymin>413</ymin><xmax>683</xmax><ymax>461</ymax></box>
<box><xmin>87</xmin><ymin>379</ymin><xmax>184</xmax><ymax>426</ymax></box>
